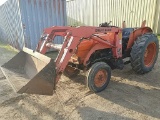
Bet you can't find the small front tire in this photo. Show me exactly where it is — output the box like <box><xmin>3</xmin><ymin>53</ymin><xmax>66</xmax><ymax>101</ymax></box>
<box><xmin>86</xmin><ymin>62</ymin><xmax>111</xmax><ymax>92</ymax></box>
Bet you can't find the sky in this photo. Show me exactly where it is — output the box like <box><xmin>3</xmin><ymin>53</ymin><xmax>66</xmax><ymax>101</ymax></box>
<box><xmin>0</xmin><ymin>0</ymin><xmax>7</xmax><ymax>6</ymax></box>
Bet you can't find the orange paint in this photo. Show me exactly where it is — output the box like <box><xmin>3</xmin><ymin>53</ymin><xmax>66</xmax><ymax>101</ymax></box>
<box><xmin>127</xmin><ymin>27</ymin><xmax>152</xmax><ymax>49</ymax></box>
<box><xmin>76</xmin><ymin>39</ymin><xmax>95</xmax><ymax>63</ymax></box>
<box><xmin>144</xmin><ymin>42</ymin><xmax>157</xmax><ymax>67</ymax></box>
<box><xmin>76</xmin><ymin>33</ymin><xmax>115</xmax><ymax>63</ymax></box>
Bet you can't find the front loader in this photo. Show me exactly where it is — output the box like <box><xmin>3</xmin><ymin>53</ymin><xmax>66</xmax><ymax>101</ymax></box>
<box><xmin>1</xmin><ymin>21</ymin><xmax>159</xmax><ymax>95</ymax></box>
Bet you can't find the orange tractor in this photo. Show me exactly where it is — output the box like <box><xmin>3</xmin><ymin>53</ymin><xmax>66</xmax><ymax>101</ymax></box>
<box><xmin>1</xmin><ymin>21</ymin><xmax>159</xmax><ymax>95</ymax></box>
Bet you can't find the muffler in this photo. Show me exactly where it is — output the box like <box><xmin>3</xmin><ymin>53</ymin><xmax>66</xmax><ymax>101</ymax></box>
<box><xmin>1</xmin><ymin>47</ymin><xmax>57</xmax><ymax>95</ymax></box>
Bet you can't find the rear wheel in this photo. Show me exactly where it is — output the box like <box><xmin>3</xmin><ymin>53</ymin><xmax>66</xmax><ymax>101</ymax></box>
<box><xmin>130</xmin><ymin>33</ymin><xmax>159</xmax><ymax>74</ymax></box>
<box><xmin>86</xmin><ymin>62</ymin><xmax>111</xmax><ymax>92</ymax></box>
<box><xmin>63</xmin><ymin>65</ymin><xmax>80</xmax><ymax>78</ymax></box>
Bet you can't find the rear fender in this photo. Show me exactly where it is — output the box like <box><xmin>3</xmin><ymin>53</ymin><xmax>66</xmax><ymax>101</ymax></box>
<box><xmin>127</xmin><ymin>27</ymin><xmax>153</xmax><ymax>49</ymax></box>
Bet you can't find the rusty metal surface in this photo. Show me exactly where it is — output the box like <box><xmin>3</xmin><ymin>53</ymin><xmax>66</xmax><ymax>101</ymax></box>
<box><xmin>1</xmin><ymin>48</ymin><xmax>58</xmax><ymax>95</ymax></box>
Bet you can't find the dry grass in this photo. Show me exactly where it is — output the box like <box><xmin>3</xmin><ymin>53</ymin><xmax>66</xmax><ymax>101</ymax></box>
<box><xmin>0</xmin><ymin>41</ymin><xmax>18</xmax><ymax>53</ymax></box>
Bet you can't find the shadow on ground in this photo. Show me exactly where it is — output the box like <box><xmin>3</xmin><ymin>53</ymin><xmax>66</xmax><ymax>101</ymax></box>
<box><xmin>0</xmin><ymin>95</ymin><xmax>65</xmax><ymax>120</ymax></box>
<box><xmin>71</xmin><ymin>55</ymin><xmax>160</xmax><ymax>119</ymax></box>
<box><xmin>97</xmin><ymin>80</ymin><xmax>160</xmax><ymax>119</ymax></box>
<box><xmin>78</xmin><ymin>107</ymin><xmax>134</xmax><ymax>120</ymax></box>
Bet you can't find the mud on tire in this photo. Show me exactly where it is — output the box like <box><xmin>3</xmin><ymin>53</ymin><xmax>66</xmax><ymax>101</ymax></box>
<box><xmin>130</xmin><ymin>33</ymin><xmax>159</xmax><ymax>74</ymax></box>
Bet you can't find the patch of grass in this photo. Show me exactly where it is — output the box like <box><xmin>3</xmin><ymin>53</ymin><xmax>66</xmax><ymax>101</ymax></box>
<box><xmin>0</xmin><ymin>41</ymin><xmax>18</xmax><ymax>53</ymax></box>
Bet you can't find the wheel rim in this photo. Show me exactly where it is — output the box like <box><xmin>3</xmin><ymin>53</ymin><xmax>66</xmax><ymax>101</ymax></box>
<box><xmin>94</xmin><ymin>69</ymin><xmax>107</xmax><ymax>87</ymax></box>
<box><xmin>144</xmin><ymin>42</ymin><xmax>156</xmax><ymax>67</ymax></box>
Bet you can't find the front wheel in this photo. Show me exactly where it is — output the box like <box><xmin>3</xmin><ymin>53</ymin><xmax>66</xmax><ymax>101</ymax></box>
<box><xmin>130</xmin><ymin>33</ymin><xmax>159</xmax><ymax>74</ymax></box>
<box><xmin>86</xmin><ymin>62</ymin><xmax>111</xmax><ymax>92</ymax></box>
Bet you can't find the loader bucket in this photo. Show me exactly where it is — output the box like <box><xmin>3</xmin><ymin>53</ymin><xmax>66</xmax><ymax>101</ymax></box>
<box><xmin>1</xmin><ymin>47</ymin><xmax>57</xmax><ymax>95</ymax></box>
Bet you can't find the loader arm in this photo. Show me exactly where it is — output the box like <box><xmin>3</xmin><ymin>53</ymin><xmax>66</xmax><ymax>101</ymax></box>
<box><xmin>53</xmin><ymin>26</ymin><xmax>122</xmax><ymax>82</ymax></box>
<box><xmin>36</xmin><ymin>26</ymin><xmax>73</xmax><ymax>54</ymax></box>
<box><xmin>1</xmin><ymin>26</ymin><xmax>122</xmax><ymax>95</ymax></box>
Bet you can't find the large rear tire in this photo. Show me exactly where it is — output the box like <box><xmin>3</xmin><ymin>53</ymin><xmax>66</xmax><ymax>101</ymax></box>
<box><xmin>130</xmin><ymin>33</ymin><xmax>159</xmax><ymax>74</ymax></box>
<box><xmin>86</xmin><ymin>62</ymin><xmax>111</xmax><ymax>92</ymax></box>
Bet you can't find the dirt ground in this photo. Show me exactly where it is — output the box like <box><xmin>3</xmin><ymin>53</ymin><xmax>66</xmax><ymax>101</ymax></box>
<box><xmin>0</xmin><ymin>42</ymin><xmax>160</xmax><ymax>120</ymax></box>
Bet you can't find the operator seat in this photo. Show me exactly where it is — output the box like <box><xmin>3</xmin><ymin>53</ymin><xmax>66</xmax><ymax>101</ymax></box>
<box><xmin>122</xmin><ymin>28</ymin><xmax>134</xmax><ymax>39</ymax></box>
<box><xmin>122</xmin><ymin>28</ymin><xmax>134</xmax><ymax>54</ymax></box>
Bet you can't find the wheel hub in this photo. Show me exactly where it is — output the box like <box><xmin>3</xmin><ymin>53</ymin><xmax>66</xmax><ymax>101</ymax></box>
<box><xmin>94</xmin><ymin>70</ymin><xmax>107</xmax><ymax>87</ymax></box>
<box><xmin>144</xmin><ymin>42</ymin><xmax>156</xmax><ymax>67</ymax></box>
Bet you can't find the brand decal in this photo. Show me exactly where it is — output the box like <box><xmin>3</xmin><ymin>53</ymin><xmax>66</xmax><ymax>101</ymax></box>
<box><xmin>95</xmin><ymin>29</ymin><xmax>112</xmax><ymax>32</ymax></box>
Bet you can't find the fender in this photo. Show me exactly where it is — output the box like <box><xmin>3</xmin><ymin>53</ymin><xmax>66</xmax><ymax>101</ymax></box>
<box><xmin>127</xmin><ymin>27</ymin><xmax>153</xmax><ymax>50</ymax></box>
<box><xmin>83</xmin><ymin>43</ymin><xmax>112</xmax><ymax>66</ymax></box>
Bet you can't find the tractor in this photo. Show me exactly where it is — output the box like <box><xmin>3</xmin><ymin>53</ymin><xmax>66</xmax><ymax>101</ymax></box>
<box><xmin>1</xmin><ymin>21</ymin><xmax>159</xmax><ymax>95</ymax></box>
